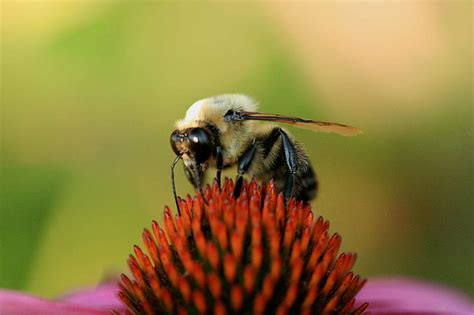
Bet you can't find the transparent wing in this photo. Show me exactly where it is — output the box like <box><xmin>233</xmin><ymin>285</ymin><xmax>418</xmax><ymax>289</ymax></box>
<box><xmin>235</xmin><ymin>112</ymin><xmax>362</xmax><ymax>136</ymax></box>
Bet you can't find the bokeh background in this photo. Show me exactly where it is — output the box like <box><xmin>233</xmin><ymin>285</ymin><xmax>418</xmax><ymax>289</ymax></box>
<box><xmin>1</xmin><ymin>1</ymin><xmax>472</xmax><ymax>298</ymax></box>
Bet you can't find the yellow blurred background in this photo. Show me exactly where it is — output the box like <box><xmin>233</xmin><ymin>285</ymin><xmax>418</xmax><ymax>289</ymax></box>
<box><xmin>1</xmin><ymin>1</ymin><xmax>472</xmax><ymax>298</ymax></box>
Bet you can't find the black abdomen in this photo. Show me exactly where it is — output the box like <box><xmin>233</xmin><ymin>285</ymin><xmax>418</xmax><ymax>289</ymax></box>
<box><xmin>296</xmin><ymin>163</ymin><xmax>318</xmax><ymax>202</ymax></box>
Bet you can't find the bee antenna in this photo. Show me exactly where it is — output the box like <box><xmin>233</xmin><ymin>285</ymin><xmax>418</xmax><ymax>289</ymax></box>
<box><xmin>171</xmin><ymin>154</ymin><xmax>182</xmax><ymax>214</ymax></box>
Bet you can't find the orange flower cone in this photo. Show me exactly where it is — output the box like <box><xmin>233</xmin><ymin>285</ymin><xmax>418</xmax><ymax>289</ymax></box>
<box><xmin>118</xmin><ymin>178</ymin><xmax>368</xmax><ymax>314</ymax></box>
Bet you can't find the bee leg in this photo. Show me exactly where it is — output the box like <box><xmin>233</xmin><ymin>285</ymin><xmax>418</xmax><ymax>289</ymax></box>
<box><xmin>234</xmin><ymin>141</ymin><xmax>258</xmax><ymax>199</ymax></box>
<box><xmin>260</xmin><ymin>127</ymin><xmax>298</xmax><ymax>200</ymax></box>
<box><xmin>171</xmin><ymin>155</ymin><xmax>182</xmax><ymax>214</ymax></box>
<box><xmin>216</xmin><ymin>146</ymin><xmax>223</xmax><ymax>187</ymax></box>
<box><xmin>277</xmin><ymin>129</ymin><xmax>298</xmax><ymax>201</ymax></box>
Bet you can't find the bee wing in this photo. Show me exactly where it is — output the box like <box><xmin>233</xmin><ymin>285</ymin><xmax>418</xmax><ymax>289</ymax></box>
<box><xmin>237</xmin><ymin>112</ymin><xmax>362</xmax><ymax>136</ymax></box>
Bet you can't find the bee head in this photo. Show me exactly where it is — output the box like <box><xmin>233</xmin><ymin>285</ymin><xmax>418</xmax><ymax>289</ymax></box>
<box><xmin>170</xmin><ymin>127</ymin><xmax>213</xmax><ymax>164</ymax></box>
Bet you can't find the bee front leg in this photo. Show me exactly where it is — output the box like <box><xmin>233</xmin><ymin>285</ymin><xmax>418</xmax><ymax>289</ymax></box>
<box><xmin>216</xmin><ymin>146</ymin><xmax>223</xmax><ymax>187</ymax></box>
<box><xmin>234</xmin><ymin>141</ymin><xmax>258</xmax><ymax>199</ymax></box>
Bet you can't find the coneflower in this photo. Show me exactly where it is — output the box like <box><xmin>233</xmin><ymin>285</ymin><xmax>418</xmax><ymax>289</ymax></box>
<box><xmin>1</xmin><ymin>183</ymin><xmax>472</xmax><ymax>315</ymax></box>
<box><xmin>118</xmin><ymin>178</ymin><xmax>368</xmax><ymax>314</ymax></box>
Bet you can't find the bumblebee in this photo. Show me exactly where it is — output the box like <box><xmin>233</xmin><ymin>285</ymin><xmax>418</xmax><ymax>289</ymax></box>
<box><xmin>170</xmin><ymin>94</ymin><xmax>361</xmax><ymax>208</ymax></box>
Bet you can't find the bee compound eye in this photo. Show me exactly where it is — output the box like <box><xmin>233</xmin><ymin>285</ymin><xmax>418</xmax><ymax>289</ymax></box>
<box><xmin>188</xmin><ymin>128</ymin><xmax>212</xmax><ymax>164</ymax></box>
<box><xmin>170</xmin><ymin>130</ymin><xmax>182</xmax><ymax>155</ymax></box>
<box><xmin>188</xmin><ymin>128</ymin><xmax>211</xmax><ymax>145</ymax></box>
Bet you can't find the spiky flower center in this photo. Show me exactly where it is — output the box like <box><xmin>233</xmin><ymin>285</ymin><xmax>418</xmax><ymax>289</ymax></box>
<box><xmin>118</xmin><ymin>179</ymin><xmax>368</xmax><ymax>314</ymax></box>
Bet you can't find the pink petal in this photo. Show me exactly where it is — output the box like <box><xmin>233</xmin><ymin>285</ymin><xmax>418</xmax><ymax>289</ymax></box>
<box><xmin>0</xmin><ymin>283</ymin><xmax>126</xmax><ymax>315</ymax></box>
<box><xmin>0</xmin><ymin>290</ymin><xmax>109</xmax><ymax>315</ymax></box>
<box><xmin>357</xmin><ymin>277</ymin><xmax>474</xmax><ymax>314</ymax></box>
<box><xmin>60</xmin><ymin>282</ymin><xmax>124</xmax><ymax>311</ymax></box>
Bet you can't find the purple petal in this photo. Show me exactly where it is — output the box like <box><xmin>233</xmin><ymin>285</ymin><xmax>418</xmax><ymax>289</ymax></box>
<box><xmin>357</xmin><ymin>277</ymin><xmax>474</xmax><ymax>314</ymax></box>
<box><xmin>0</xmin><ymin>290</ymin><xmax>110</xmax><ymax>315</ymax></box>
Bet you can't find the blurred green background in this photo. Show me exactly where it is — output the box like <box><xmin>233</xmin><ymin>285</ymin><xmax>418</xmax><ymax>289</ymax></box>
<box><xmin>1</xmin><ymin>1</ymin><xmax>472</xmax><ymax>298</ymax></box>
